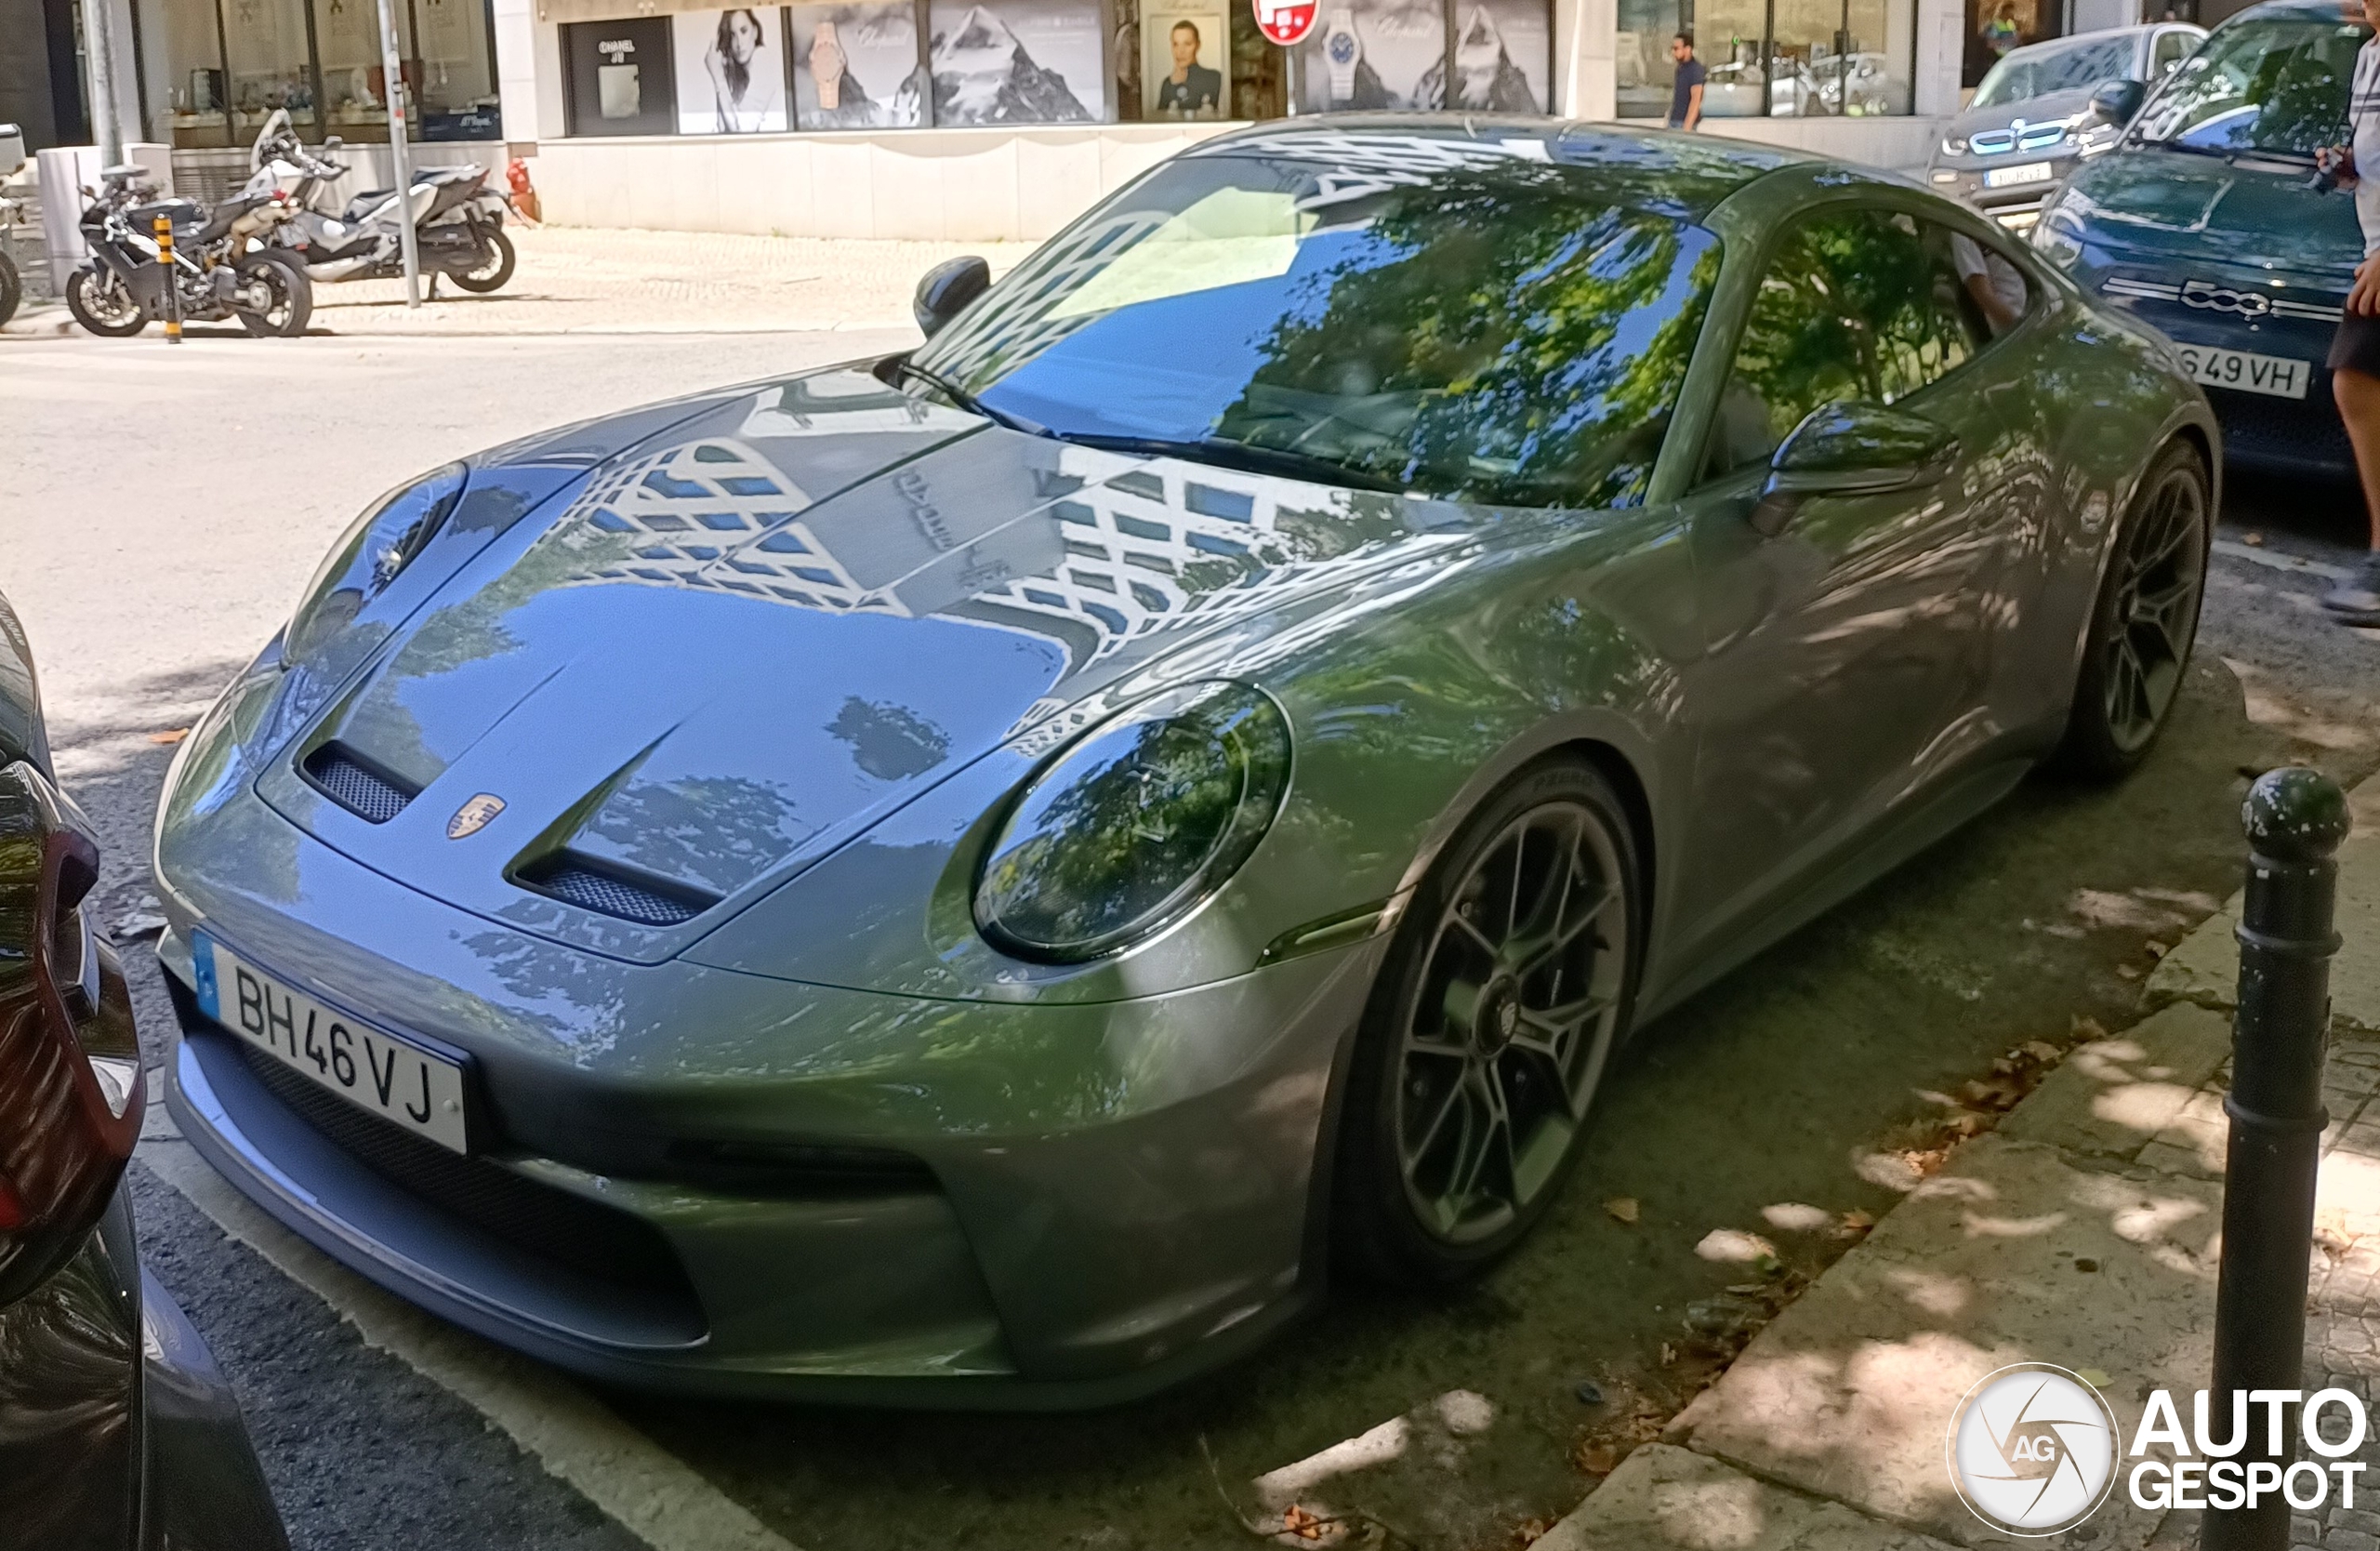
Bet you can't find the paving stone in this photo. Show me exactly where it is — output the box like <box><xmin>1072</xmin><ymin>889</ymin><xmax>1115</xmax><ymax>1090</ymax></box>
<box><xmin>1668</xmin><ymin>1136</ymin><xmax>2218</xmax><ymax>1550</ymax></box>
<box><xmin>1533</xmin><ymin>1444</ymin><xmax>1963</xmax><ymax>1551</ymax></box>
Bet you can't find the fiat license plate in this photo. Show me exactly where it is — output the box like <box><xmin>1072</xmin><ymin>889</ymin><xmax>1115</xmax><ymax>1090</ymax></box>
<box><xmin>2174</xmin><ymin>343</ymin><xmax>2309</xmax><ymax>400</ymax></box>
<box><xmin>192</xmin><ymin>933</ymin><xmax>469</xmax><ymax>1152</ymax></box>
<box><xmin>1984</xmin><ymin>161</ymin><xmax>2055</xmax><ymax>188</ymax></box>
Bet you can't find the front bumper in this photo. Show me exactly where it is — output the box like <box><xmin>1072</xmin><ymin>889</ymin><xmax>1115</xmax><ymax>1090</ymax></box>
<box><xmin>155</xmin><ymin>798</ymin><xmax>1380</xmax><ymax>1404</ymax></box>
<box><xmin>1927</xmin><ymin>152</ymin><xmax>2081</xmax><ymax>225</ymax></box>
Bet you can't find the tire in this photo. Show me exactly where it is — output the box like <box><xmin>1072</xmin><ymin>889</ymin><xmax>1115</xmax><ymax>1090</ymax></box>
<box><xmin>0</xmin><ymin>247</ymin><xmax>20</xmax><ymax>328</ymax></box>
<box><xmin>2046</xmin><ymin>440</ymin><xmax>2211</xmax><ymax>782</ymax></box>
<box><xmin>445</xmin><ymin>228</ymin><xmax>514</xmax><ymax>294</ymax></box>
<box><xmin>232</xmin><ymin>252</ymin><xmax>311</xmax><ymax>338</ymax></box>
<box><xmin>66</xmin><ymin>266</ymin><xmax>147</xmax><ymax>338</ymax></box>
<box><xmin>1333</xmin><ymin>756</ymin><xmax>1646</xmax><ymax>1286</ymax></box>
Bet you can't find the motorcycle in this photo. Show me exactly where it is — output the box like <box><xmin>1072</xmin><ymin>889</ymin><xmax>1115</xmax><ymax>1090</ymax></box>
<box><xmin>250</xmin><ymin>110</ymin><xmax>514</xmax><ymax>294</ymax></box>
<box><xmin>65</xmin><ymin>164</ymin><xmax>311</xmax><ymax>338</ymax></box>
<box><xmin>0</xmin><ymin>122</ymin><xmax>25</xmax><ymax>327</ymax></box>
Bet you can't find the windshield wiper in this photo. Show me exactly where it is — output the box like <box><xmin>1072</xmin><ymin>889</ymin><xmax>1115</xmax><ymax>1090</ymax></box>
<box><xmin>893</xmin><ymin>358</ymin><xmax>1050</xmax><ymax>438</ymax></box>
<box><xmin>1064</xmin><ymin>432</ymin><xmax>1412</xmax><ymax>495</ymax></box>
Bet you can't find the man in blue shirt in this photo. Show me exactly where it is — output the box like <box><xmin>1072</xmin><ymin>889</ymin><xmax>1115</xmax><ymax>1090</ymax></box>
<box><xmin>1668</xmin><ymin>33</ymin><xmax>1706</xmax><ymax>130</ymax></box>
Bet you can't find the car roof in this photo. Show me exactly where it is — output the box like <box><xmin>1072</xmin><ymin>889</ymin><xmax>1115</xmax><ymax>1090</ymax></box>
<box><xmin>2220</xmin><ymin>0</ymin><xmax>2361</xmax><ymax>23</ymax></box>
<box><xmin>1191</xmin><ymin>114</ymin><xmax>1821</xmax><ymax>221</ymax></box>
<box><xmin>1990</xmin><ymin>24</ymin><xmax>2167</xmax><ymax>64</ymax></box>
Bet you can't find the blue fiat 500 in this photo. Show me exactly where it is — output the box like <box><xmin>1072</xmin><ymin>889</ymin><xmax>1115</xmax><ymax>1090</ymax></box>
<box><xmin>2033</xmin><ymin>0</ymin><xmax>2368</xmax><ymax>477</ymax></box>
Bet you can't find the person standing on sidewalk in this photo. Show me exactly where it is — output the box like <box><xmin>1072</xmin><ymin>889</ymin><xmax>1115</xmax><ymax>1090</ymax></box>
<box><xmin>2316</xmin><ymin>2</ymin><xmax>2380</xmax><ymax>625</ymax></box>
<box><xmin>1668</xmin><ymin>34</ymin><xmax>1706</xmax><ymax>130</ymax></box>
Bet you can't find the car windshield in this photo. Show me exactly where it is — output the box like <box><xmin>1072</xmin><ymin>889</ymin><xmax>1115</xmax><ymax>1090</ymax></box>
<box><xmin>1972</xmin><ymin>35</ymin><xmax>2140</xmax><ymax>106</ymax></box>
<box><xmin>2130</xmin><ymin>15</ymin><xmax>2369</xmax><ymax>157</ymax></box>
<box><xmin>906</xmin><ymin>142</ymin><xmax>1722</xmax><ymax>510</ymax></box>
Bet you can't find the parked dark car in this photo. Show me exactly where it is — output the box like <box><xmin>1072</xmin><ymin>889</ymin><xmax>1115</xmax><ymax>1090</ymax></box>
<box><xmin>2032</xmin><ymin>0</ymin><xmax>2368</xmax><ymax>478</ymax></box>
<box><xmin>1929</xmin><ymin>23</ymin><xmax>2205</xmax><ymax>226</ymax></box>
<box><xmin>0</xmin><ymin>591</ymin><xmax>287</xmax><ymax>1551</ymax></box>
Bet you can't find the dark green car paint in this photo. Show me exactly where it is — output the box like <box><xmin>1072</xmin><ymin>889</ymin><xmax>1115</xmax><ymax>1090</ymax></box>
<box><xmin>154</xmin><ymin>120</ymin><xmax>2215</xmax><ymax>1404</ymax></box>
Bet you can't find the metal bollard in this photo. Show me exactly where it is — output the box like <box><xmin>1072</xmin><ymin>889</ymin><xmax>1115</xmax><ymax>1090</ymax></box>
<box><xmin>152</xmin><ymin>214</ymin><xmax>180</xmax><ymax>345</ymax></box>
<box><xmin>2202</xmin><ymin>766</ymin><xmax>2351</xmax><ymax>1551</ymax></box>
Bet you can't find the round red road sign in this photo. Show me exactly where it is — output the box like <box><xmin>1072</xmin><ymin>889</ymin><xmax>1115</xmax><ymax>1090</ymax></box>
<box><xmin>1252</xmin><ymin>0</ymin><xmax>1317</xmax><ymax>46</ymax></box>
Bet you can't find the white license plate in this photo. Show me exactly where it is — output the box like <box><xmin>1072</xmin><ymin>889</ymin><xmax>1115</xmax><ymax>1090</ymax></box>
<box><xmin>2175</xmin><ymin>343</ymin><xmax>2310</xmax><ymax>400</ymax></box>
<box><xmin>1985</xmin><ymin>161</ymin><xmax>2055</xmax><ymax>188</ymax></box>
<box><xmin>194</xmin><ymin>933</ymin><xmax>470</xmax><ymax>1153</ymax></box>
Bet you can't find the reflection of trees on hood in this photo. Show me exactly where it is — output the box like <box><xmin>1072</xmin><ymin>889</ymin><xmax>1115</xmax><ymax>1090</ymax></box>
<box><xmin>1214</xmin><ymin>166</ymin><xmax>1713</xmax><ymax>510</ymax></box>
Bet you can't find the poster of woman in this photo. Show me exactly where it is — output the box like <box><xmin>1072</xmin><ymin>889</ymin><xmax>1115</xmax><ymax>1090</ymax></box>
<box><xmin>1143</xmin><ymin>13</ymin><xmax>1227</xmax><ymax>118</ymax></box>
<box><xmin>790</xmin><ymin>2</ymin><xmax>928</xmax><ymax>128</ymax></box>
<box><xmin>673</xmin><ymin>8</ymin><xmax>791</xmax><ymax>133</ymax></box>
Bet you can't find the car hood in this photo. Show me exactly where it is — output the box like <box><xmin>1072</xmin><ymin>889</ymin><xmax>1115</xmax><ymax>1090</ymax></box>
<box><xmin>2052</xmin><ymin>143</ymin><xmax>2362</xmax><ymax>280</ymax></box>
<box><xmin>1944</xmin><ymin>86</ymin><xmax>2099</xmax><ymax>146</ymax></box>
<box><xmin>249</xmin><ymin>366</ymin><xmax>1478</xmax><ymax>964</ymax></box>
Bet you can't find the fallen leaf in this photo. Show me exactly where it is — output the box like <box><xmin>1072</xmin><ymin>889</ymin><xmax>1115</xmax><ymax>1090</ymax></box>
<box><xmin>2145</xmin><ymin>940</ymin><xmax>2171</xmax><ymax>960</ymax></box>
<box><xmin>149</xmin><ymin>728</ymin><xmax>191</xmax><ymax>745</ymax></box>
<box><xmin>2071</xmin><ymin>1015</ymin><xmax>2107</xmax><ymax>1041</ymax></box>
<box><xmin>1575</xmin><ymin>1442</ymin><xmax>1620</xmax><ymax>1476</ymax></box>
<box><xmin>1659</xmin><ymin>1342</ymin><xmax>1677</xmax><ymax>1367</ymax></box>
<box><xmin>1281</xmin><ymin>1504</ymin><xmax>1328</xmax><ymax>1542</ymax></box>
<box><xmin>2023</xmin><ymin>1041</ymin><xmax>2061</xmax><ymax>1064</ymax></box>
<box><xmin>1604</xmin><ymin>1196</ymin><xmax>1640</xmax><ymax>1225</ymax></box>
<box><xmin>2244</xmin><ymin>531</ymin><xmax>2266</xmax><ymax>546</ymax></box>
<box><xmin>1841</xmin><ymin>1209</ymin><xmax>1876</xmax><ymax>1232</ymax></box>
<box><xmin>1514</xmin><ymin>1518</ymin><xmax>1554</xmax><ymax>1545</ymax></box>
<box><xmin>2117</xmin><ymin>964</ymin><xmax>2141</xmax><ymax>980</ymax></box>
<box><xmin>2078</xmin><ymin>1368</ymin><xmax>2111</xmax><ymax>1389</ymax></box>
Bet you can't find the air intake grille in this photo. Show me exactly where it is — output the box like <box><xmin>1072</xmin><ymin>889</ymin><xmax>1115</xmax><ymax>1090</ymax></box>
<box><xmin>301</xmin><ymin>744</ymin><xmax>419</xmax><ymax>824</ymax></box>
<box><xmin>234</xmin><ymin>1040</ymin><xmax>695</xmax><ymax>1300</ymax></box>
<box><xmin>514</xmin><ymin>855</ymin><xmax>717</xmax><ymax>927</ymax></box>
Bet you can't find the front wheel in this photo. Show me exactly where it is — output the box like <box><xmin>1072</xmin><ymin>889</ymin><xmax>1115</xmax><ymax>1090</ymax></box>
<box><xmin>1334</xmin><ymin>757</ymin><xmax>1644</xmax><ymax>1285</ymax></box>
<box><xmin>445</xmin><ymin>228</ymin><xmax>514</xmax><ymax>293</ymax></box>
<box><xmin>0</xmin><ymin>246</ymin><xmax>20</xmax><ymax>327</ymax></box>
<box><xmin>2047</xmin><ymin>440</ymin><xmax>2211</xmax><ymax>781</ymax></box>
<box><xmin>66</xmin><ymin>266</ymin><xmax>147</xmax><ymax>337</ymax></box>
<box><xmin>232</xmin><ymin>252</ymin><xmax>311</xmax><ymax>338</ymax></box>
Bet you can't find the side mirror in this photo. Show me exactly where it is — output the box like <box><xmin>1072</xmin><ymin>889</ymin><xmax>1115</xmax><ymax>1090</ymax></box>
<box><xmin>324</xmin><ymin>135</ymin><xmax>344</xmax><ymax>150</ymax></box>
<box><xmin>914</xmin><ymin>256</ymin><xmax>990</xmax><ymax>338</ymax></box>
<box><xmin>0</xmin><ymin>124</ymin><xmax>23</xmax><ymax>179</ymax></box>
<box><xmin>1749</xmin><ymin>401</ymin><xmax>1959</xmax><ymax>537</ymax></box>
<box><xmin>2088</xmin><ymin>77</ymin><xmax>2148</xmax><ymax>128</ymax></box>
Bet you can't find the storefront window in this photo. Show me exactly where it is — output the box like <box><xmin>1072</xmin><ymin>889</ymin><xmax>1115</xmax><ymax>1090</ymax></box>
<box><xmin>152</xmin><ymin>0</ymin><xmax>499</xmax><ymax>146</ymax></box>
<box><xmin>1616</xmin><ymin>0</ymin><xmax>1912</xmax><ymax>118</ymax></box>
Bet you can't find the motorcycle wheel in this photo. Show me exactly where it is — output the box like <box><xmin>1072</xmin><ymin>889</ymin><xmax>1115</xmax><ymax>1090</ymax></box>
<box><xmin>445</xmin><ymin>228</ymin><xmax>514</xmax><ymax>294</ymax></box>
<box><xmin>0</xmin><ymin>247</ymin><xmax>20</xmax><ymax>327</ymax></box>
<box><xmin>67</xmin><ymin>267</ymin><xmax>147</xmax><ymax>338</ymax></box>
<box><xmin>233</xmin><ymin>252</ymin><xmax>311</xmax><ymax>338</ymax></box>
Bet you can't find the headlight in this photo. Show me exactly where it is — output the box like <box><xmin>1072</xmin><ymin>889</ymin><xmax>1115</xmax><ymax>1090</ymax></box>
<box><xmin>1941</xmin><ymin>136</ymin><xmax>1968</xmax><ymax>154</ymax></box>
<box><xmin>973</xmin><ymin>681</ymin><xmax>1290</xmax><ymax>962</ymax></box>
<box><xmin>285</xmin><ymin>463</ymin><xmax>466</xmax><ymax>662</ymax></box>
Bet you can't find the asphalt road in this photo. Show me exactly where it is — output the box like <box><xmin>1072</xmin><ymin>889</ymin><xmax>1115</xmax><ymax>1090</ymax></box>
<box><xmin>5</xmin><ymin>325</ymin><xmax>2378</xmax><ymax>1551</ymax></box>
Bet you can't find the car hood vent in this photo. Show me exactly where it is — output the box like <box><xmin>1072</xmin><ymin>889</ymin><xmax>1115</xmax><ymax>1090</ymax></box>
<box><xmin>511</xmin><ymin>852</ymin><xmax>719</xmax><ymax>927</ymax></box>
<box><xmin>301</xmin><ymin>743</ymin><xmax>420</xmax><ymax>825</ymax></box>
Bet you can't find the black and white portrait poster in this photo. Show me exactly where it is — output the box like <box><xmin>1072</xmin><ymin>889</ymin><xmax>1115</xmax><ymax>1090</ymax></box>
<box><xmin>928</xmin><ymin>0</ymin><xmax>1106</xmax><ymax>125</ymax></box>
<box><xmin>673</xmin><ymin>7</ymin><xmax>792</xmax><ymax>133</ymax></box>
<box><xmin>791</xmin><ymin>2</ymin><xmax>927</xmax><ymax>127</ymax></box>
<box><xmin>1299</xmin><ymin>0</ymin><xmax>1447</xmax><ymax>110</ymax></box>
<box><xmin>1142</xmin><ymin>9</ymin><xmax>1227</xmax><ymax>118</ymax></box>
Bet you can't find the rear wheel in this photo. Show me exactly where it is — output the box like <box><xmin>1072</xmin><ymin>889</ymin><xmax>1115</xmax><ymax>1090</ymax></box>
<box><xmin>2048</xmin><ymin>441</ymin><xmax>2210</xmax><ymax>781</ymax></box>
<box><xmin>232</xmin><ymin>252</ymin><xmax>311</xmax><ymax>338</ymax></box>
<box><xmin>0</xmin><ymin>247</ymin><xmax>20</xmax><ymax>326</ymax></box>
<box><xmin>66</xmin><ymin>266</ymin><xmax>146</xmax><ymax>337</ymax></box>
<box><xmin>1335</xmin><ymin>757</ymin><xmax>1643</xmax><ymax>1285</ymax></box>
<box><xmin>446</xmin><ymin>228</ymin><xmax>514</xmax><ymax>293</ymax></box>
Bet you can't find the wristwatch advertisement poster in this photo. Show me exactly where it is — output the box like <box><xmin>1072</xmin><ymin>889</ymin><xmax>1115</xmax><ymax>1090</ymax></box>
<box><xmin>790</xmin><ymin>2</ymin><xmax>925</xmax><ymax>128</ymax></box>
<box><xmin>1298</xmin><ymin>0</ymin><xmax>1445</xmax><ymax>110</ymax></box>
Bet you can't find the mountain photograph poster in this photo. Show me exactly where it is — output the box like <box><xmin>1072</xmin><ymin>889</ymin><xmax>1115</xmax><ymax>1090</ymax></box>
<box><xmin>790</xmin><ymin>1</ymin><xmax>928</xmax><ymax>127</ymax></box>
<box><xmin>673</xmin><ymin>7</ymin><xmax>793</xmax><ymax>132</ymax></box>
<box><xmin>928</xmin><ymin>0</ymin><xmax>1106</xmax><ymax>124</ymax></box>
<box><xmin>1451</xmin><ymin>0</ymin><xmax>1548</xmax><ymax>110</ymax></box>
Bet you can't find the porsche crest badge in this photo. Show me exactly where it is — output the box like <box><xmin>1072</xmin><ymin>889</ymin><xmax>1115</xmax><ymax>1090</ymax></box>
<box><xmin>447</xmin><ymin>793</ymin><xmax>506</xmax><ymax>840</ymax></box>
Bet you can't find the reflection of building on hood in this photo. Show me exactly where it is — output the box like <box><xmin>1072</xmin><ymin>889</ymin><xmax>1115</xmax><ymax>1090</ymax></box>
<box><xmin>1451</xmin><ymin>7</ymin><xmax>1537</xmax><ymax>111</ymax></box>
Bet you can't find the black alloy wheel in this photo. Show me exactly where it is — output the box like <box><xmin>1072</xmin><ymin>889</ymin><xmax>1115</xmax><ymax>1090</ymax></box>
<box><xmin>2051</xmin><ymin>440</ymin><xmax>2210</xmax><ymax>780</ymax></box>
<box><xmin>1336</xmin><ymin>757</ymin><xmax>1641</xmax><ymax>1284</ymax></box>
<box><xmin>0</xmin><ymin>246</ymin><xmax>20</xmax><ymax>327</ymax></box>
<box><xmin>66</xmin><ymin>267</ymin><xmax>147</xmax><ymax>338</ymax></box>
<box><xmin>233</xmin><ymin>252</ymin><xmax>311</xmax><ymax>338</ymax></box>
<box><xmin>447</xmin><ymin>229</ymin><xmax>515</xmax><ymax>294</ymax></box>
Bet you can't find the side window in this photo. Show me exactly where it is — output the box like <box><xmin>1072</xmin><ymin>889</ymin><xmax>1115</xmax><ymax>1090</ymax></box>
<box><xmin>1703</xmin><ymin>208</ymin><xmax>1982</xmax><ymax>480</ymax></box>
<box><xmin>1944</xmin><ymin>226</ymin><xmax>2034</xmax><ymax>339</ymax></box>
<box><xmin>2152</xmin><ymin>29</ymin><xmax>2192</xmax><ymax>77</ymax></box>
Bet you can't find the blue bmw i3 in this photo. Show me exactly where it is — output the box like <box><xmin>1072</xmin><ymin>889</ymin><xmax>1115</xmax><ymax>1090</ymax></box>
<box><xmin>2033</xmin><ymin>0</ymin><xmax>2368</xmax><ymax>478</ymax></box>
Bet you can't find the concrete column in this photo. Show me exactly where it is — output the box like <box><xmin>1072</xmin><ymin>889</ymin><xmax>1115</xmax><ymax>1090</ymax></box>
<box><xmin>491</xmin><ymin>0</ymin><xmax>548</xmax><ymax>146</ymax></box>
<box><xmin>1911</xmin><ymin>0</ymin><xmax>1961</xmax><ymax>117</ymax></box>
<box><xmin>1560</xmin><ymin>0</ymin><xmax>1618</xmax><ymax>119</ymax></box>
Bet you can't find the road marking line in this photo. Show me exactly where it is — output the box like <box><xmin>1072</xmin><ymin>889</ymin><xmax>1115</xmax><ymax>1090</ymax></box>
<box><xmin>2213</xmin><ymin>538</ymin><xmax>2354</xmax><ymax>582</ymax></box>
<box><xmin>139</xmin><ymin>1129</ymin><xmax>800</xmax><ymax>1551</ymax></box>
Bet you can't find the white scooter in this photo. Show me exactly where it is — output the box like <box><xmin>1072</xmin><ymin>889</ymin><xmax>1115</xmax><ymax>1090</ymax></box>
<box><xmin>251</xmin><ymin>110</ymin><xmax>513</xmax><ymax>294</ymax></box>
